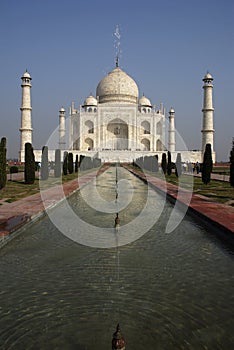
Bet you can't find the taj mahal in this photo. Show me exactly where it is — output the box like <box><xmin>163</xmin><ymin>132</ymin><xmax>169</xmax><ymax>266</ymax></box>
<box><xmin>19</xmin><ymin>59</ymin><xmax>215</xmax><ymax>164</ymax></box>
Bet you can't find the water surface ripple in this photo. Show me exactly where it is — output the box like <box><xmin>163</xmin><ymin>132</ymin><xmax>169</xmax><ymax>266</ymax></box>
<box><xmin>0</xmin><ymin>167</ymin><xmax>233</xmax><ymax>349</ymax></box>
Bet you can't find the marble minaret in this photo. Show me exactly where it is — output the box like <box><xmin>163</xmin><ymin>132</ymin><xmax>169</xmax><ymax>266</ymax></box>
<box><xmin>20</xmin><ymin>70</ymin><xmax>33</xmax><ymax>155</ymax></box>
<box><xmin>168</xmin><ymin>108</ymin><xmax>175</xmax><ymax>152</ymax></box>
<box><xmin>59</xmin><ymin>107</ymin><xmax>66</xmax><ymax>150</ymax></box>
<box><xmin>202</xmin><ymin>72</ymin><xmax>214</xmax><ymax>153</ymax></box>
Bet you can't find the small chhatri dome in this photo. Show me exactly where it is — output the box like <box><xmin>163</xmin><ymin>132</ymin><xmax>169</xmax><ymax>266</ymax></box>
<box><xmin>203</xmin><ymin>72</ymin><xmax>213</xmax><ymax>81</ymax></box>
<box><xmin>60</xmin><ymin>107</ymin><xmax>65</xmax><ymax>112</ymax></box>
<box><xmin>22</xmin><ymin>70</ymin><xmax>31</xmax><ymax>79</ymax></box>
<box><xmin>96</xmin><ymin>67</ymin><xmax>139</xmax><ymax>104</ymax></box>
<box><xmin>169</xmin><ymin>107</ymin><xmax>175</xmax><ymax>113</ymax></box>
<box><xmin>139</xmin><ymin>94</ymin><xmax>152</xmax><ymax>107</ymax></box>
<box><xmin>84</xmin><ymin>95</ymin><xmax>98</xmax><ymax>106</ymax></box>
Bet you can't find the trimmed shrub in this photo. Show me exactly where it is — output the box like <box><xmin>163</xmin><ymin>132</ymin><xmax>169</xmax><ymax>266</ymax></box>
<box><xmin>167</xmin><ymin>151</ymin><xmax>172</xmax><ymax>176</ymax></box>
<box><xmin>202</xmin><ymin>143</ymin><xmax>213</xmax><ymax>185</ymax></box>
<box><xmin>10</xmin><ymin>166</ymin><xmax>18</xmax><ymax>174</ymax></box>
<box><xmin>63</xmin><ymin>151</ymin><xmax>68</xmax><ymax>175</ymax></box>
<box><xmin>161</xmin><ymin>153</ymin><xmax>167</xmax><ymax>175</ymax></box>
<box><xmin>24</xmin><ymin>142</ymin><xmax>35</xmax><ymax>184</ymax></box>
<box><xmin>0</xmin><ymin>137</ymin><xmax>7</xmax><ymax>189</ymax></box>
<box><xmin>79</xmin><ymin>155</ymin><xmax>85</xmax><ymax>171</ymax></box>
<box><xmin>54</xmin><ymin>149</ymin><xmax>61</xmax><ymax>178</ymax></box>
<box><xmin>41</xmin><ymin>146</ymin><xmax>49</xmax><ymax>180</ymax></box>
<box><xmin>75</xmin><ymin>154</ymin><xmax>78</xmax><ymax>173</ymax></box>
<box><xmin>175</xmin><ymin>153</ymin><xmax>182</xmax><ymax>177</ymax></box>
<box><xmin>68</xmin><ymin>153</ymin><xmax>74</xmax><ymax>174</ymax></box>
<box><xmin>230</xmin><ymin>138</ymin><xmax>234</xmax><ymax>187</ymax></box>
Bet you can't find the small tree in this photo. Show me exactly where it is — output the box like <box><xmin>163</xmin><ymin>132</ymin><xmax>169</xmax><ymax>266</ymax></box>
<box><xmin>54</xmin><ymin>149</ymin><xmax>61</xmax><ymax>178</ymax></box>
<box><xmin>41</xmin><ymin>146</ymin><xmax>49</xmax><ymax>180</ymax></box>
<box><xmin>175</xmin><ymin>153</ymin><xmax>182</xmax><ymax>177</ymax></box>
<box><xmin>24</xmin><ymin>142</ymin><xmax>35</xmax><ymax>184</ymax></box>
<box><xmin>161</xmin><ymin>153</ymin><xmax>167</xmax><ymax>175</ymax></box>
<box><xmin>0</xmin><ymin>137</ymin><xmax>7</xmax><ymax>189</ymax></box>
<box><xmin>230</xmin><ymin>138</ymin><xmax>234</xmax><ymax>187</ymax></box>
<box><xmin>167</xmin><ymin>151</ymin><xmax>172</xmax><ymax>176</ymax></box>
<box><xmin>202</xmin><ymin>143</ymin><xmax>213</xmax><ymax>185</ymax></box>
<box><xmin>63</xmin><ymin>151</ymin><xmax>68</xmax><ymax>175</ymax></box>
<box><xmin>68</xmin><ymin>152</ymin><xmax>74</xmax><ymax>174</ymax></box>
<box><xmin>75</xmin><ymin>154</ymin><xmax>78</xmax><ymax>173</ymax></box>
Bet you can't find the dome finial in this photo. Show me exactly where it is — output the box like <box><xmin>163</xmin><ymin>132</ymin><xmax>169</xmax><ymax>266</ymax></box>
<box><xmin>114</xmin><ymin>24</ymin><xmax>121</xmax><ymax>68</ymax></box>
<box><xmin>115</xmin><ymin>55</ymin><xmax>119</xmax><ymax>68</ymax></box>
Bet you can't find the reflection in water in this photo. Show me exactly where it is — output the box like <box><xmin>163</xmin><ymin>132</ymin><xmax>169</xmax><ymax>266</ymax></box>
<box><xmin>0</xmin><ymin>166</ymin><xmax>234</xmax><ymax>349</ymax></box>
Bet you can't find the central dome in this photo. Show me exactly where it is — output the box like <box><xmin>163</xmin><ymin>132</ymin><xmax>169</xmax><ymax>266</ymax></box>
<box><xmin>96</xmin><ymin>67</ymin><xmax>139</xmax><ymax>104</ymax></box>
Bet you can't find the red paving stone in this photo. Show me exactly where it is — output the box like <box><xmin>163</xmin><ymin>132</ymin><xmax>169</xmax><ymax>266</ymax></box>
<box><xmin>125</xmin><ymin>166</ymin><xmax>234</xmax><ymax>234</ymax></box>
<box><xmin>0</xmin><ymin>164</ymin><xmax>233</xmax><ymax>245</ymax></box>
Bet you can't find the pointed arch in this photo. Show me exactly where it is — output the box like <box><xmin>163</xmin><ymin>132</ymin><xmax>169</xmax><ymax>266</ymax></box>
<box><xmin>141</xmin><ymin>120</ymin><xmax>150</xmax><ymax>134</ymax></box>
<box><xmin>157</xmin><ymin>121</ymin><xmax>162</xmax><ymax>135</ymax></box>
<box><xmin>85</xmin><ymin>137</ymin><xmax>94</xmax><ymax>150</ymax></box>
<box><xmin>141</xmin><ymin>138</ymin><xmax>150</xmax><ymax>151</ymax></box>
<box><xmin>85</xmin><ymin>120</ymin><xmax>94</xmax><ymax>134</ymax></box>
<box><xmin>156</xmin><ymin>139</ymin><xmax>163</xmax><ymax>151</ymax></box>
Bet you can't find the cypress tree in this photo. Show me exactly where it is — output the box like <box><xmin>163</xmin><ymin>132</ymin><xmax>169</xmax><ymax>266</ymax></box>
<box><xmin>63</xmin><ymin>151</ymin><xmax>68</xmax><ymax>175</ymax></box>
<box><xmin>75</xmin><ymin>154</ymin><xmax>78</xmax><ymax>173</ymax></box>
<box><xmin>230</xmin><ymin>138</ymin><xmax>234</xmax><ymax>187</ymax></box>
<box><xmin>175</xmin><ymin>152</ymin><xmax>182</xmax><ymax>177</ymax></box>
<box><xmin>41</xmin><ymin>146</ymin><xmax>49</xmax><ymax>180</ymax></box>
<box><xmin>161</xmin><ymin>153</ymin><xmax>167</xmax><ymax>175</ymax></box>
<box><xmin>54</xmin><ymin>149</ymin><xmax>61</xmax><ymax>178</ymax></box>
<box><xmin>79</xmin><ymin>155</ymin><xmax>85</xmax><ymax>171</ymax></box>
<box><xmin>167</xmin><ymin>151</ymin><xmax>172</xmax><ymax>176</ymax></box>
<box><xmin>0</xmin><ymin>137</ymin><xmax>7</xmax><ymax>189</ymax></box>
<box><xmin>68</xmin><ymin>152</ymin><xmax>74</xmax><ymax>174</ymax></box>
<box><xmin>202</xmin><ymin>143</ymin><xmax>213</xmax><ymax>185</ymax></box>
<box><xmin>24</xmin><ymin>142</ymin><xmax>35</xmax><ymax>184</ymax></box>
<box><xmin>155</xmin><ymin>155</ymin><xmax>159</xmax><ymax>172</ymax></box>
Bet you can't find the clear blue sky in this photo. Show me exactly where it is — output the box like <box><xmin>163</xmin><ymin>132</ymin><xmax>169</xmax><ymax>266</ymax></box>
<box><xmin>1</xmin><ymin>0</ymin><xmax>233</xmax><ymax>161</ymax></box>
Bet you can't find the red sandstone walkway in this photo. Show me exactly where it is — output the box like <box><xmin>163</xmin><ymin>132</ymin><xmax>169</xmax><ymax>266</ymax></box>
<box><xmin>125</xmin><ymin>166</ymin><xmax>234</xmax><ymax>234</ymax></box>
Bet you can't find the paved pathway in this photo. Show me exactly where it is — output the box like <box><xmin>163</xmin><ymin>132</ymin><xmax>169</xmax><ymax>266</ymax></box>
<box><xmin>125</xmin><ymin>166</ymin><xmax>234</xmax><ymax>234</ymax></box>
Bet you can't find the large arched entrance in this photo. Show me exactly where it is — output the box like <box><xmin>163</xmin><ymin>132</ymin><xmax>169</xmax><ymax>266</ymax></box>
<box><xmin>106</xmin><ymin>118</ymin><xmax>128</xmax><ymax>150</ymax></box>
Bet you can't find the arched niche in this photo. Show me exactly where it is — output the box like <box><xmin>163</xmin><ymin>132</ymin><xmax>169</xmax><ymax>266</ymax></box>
<box><xmin>141</xmin><ymin>120</ymin><xmax>150</xmax><ymax>134</ymax></box>
<box><xmin>85</xmin><ymin>120</ymin><xmax>94</xmax><ymax>134</ymax></box>
<box><xmin>156</xmin><ymin>139</ymin><xmax>163</xmax><ymax>151</ymax></box>
<box><xmin>141</xmin><ymin>138</ymin><xmax>150</xmax><ymax>151</ymax></box>
<box><xmin>85</xmin><ymin>137</ymin><xmax>94</xmax><ymax>150</ymax></box>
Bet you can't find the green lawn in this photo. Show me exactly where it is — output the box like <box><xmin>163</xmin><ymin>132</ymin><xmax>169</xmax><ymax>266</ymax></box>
<box><xmin>0</xmin><ymin>171</ymin><xmax>84</xmax><ymax>204</ymax></box>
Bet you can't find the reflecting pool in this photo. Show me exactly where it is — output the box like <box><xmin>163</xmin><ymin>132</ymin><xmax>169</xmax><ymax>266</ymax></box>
<box><xmin>0</xmin><ymin>167</ymin><xmax>233</xmax><ymax>349</ymax></box>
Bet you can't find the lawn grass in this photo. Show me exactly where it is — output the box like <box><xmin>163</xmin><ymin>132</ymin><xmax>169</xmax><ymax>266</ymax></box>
<box><xmin>0</xmin><ymin>170</ymin><xmax>90</xmax><ymax>203</ymax></box>
<box><xmin>0</xmin><ymin>179</ymin><xmax>40</xmax><ymax>203</ymax></box>
<box><xmin>165</xmin><ymin>173</ymin><xmax>233</xmax><ymax>204</ymax></box>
